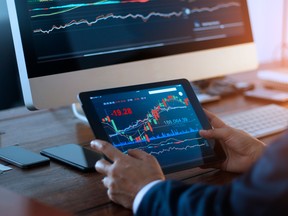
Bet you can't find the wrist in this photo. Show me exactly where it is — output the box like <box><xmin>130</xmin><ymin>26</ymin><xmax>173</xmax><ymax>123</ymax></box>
<box><xmin>133</xmin><ymin>180</ymin><xmax>163</xmax><ymax>214</ymax></box>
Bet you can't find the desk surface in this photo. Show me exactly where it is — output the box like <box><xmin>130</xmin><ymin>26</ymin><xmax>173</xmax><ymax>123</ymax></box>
<box><xmin>0</xmin><ymin>70</ymin><xmax>287</xmax><ymax>216</ymax></box>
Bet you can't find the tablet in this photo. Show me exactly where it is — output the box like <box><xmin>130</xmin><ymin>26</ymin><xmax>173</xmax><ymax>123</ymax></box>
<box><xmin>79</xmin><ymin>79</ymin><xmax>225</xmax><ymax>173</ymax></box>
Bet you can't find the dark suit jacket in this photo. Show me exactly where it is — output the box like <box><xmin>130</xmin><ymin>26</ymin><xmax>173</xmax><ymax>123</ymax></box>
<box><xmin>136</xmin><ymin>132</ymin><xmax>288</xmax><ymax>216</ymax></box>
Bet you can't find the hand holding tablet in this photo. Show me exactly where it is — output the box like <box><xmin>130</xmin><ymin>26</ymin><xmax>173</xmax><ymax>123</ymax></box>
<box><xmin>79</xmin><ymin>79</ymin><xmax>225</xmax><ymax>173</ymax></box>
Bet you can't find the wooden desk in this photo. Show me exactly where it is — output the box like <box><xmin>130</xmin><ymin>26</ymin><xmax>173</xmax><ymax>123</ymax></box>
<box><xmin>0</xmin><ymin>71</ymin><xmax>287</xmax><ymax>216</ymax></box>
<box><xmin>0</xmin><ymin>186</ymin><xmax>73</xmax><ymax>216</ymax></box>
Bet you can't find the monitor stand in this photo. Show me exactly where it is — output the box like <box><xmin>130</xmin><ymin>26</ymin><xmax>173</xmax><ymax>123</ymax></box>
<box><xmin>71</xmin><ymin>103</ymin><xmax>88</xmax><ymax>123</ymax></box>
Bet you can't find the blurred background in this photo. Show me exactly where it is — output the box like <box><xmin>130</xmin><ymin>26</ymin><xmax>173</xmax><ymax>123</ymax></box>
<box><xmin>248</xmin><ymin>0</ymin><xmax>288</xmax><ymax>66</ymax></box>
<box><xmin>0</xmin><ymin>0</ymin><xmax>287</xmax><ymax>110</ymax></box>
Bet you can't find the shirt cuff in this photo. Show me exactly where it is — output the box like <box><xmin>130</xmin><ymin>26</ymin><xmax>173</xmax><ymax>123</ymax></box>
<box><xmin>132</xmin><ymin>180</ymin><xmax>163</xmax><ymax>214</ymax></box>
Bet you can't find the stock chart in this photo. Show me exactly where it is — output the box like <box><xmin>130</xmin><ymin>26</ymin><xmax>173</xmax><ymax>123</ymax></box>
<box><xmin>91</xmin><ymin>84</ymin><xmax>215</xmax><ymax>167</ymax></box>
<box><xmin>29</xmin><ymin>0</ymin><xmax>241</xmax><ymax>34</ymax></box>
<box><xmin>26</xmin><ymin>0</ymin><xmax>244</xmax><ymax>62</ymax></box>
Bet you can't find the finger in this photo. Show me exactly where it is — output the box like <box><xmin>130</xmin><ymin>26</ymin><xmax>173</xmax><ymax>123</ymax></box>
<box><xmin>91</xmin><ymin>139</ymin><xmax>124</xmax><ymax>161</ymax></box>
<box><xmin>203</xmin><ymin>109</ymin><xmax>226</xmax><ymax>128</ymax></box>
<box><xmin>127</xmin><ymin>148</ymin><xmax>152</xmax><ymax>160</ymax></box>
<box><xmin>199</xmin><ymin>128</ymin><xmax>232</xmax><ymax>140</ymax></box>
<box><xmin>95</xmin><ymin>158</ymin><xmax>112</xmax><ymax>175</ymax></box>
<box><xmin>102</xmin><ymin>176</ymin><xmax>111</xmax><ymax>189</ymax></box>
<box><xmin>203</xmin><ymin>108</ymin><xmax>214</xmax><ymax>122</ymax></box>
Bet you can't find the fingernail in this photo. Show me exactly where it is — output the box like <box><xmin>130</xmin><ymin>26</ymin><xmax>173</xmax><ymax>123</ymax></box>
<box><xmin>90</xmin><ymin>140</ymin><xmax>99</xmax><ymax>147</ymax></box>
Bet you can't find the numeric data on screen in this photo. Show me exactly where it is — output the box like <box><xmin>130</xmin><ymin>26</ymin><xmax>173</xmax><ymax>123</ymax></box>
<box><xmin>91</xmin><ymin>84</ymin><xmax>215</xmax><ymax>167</ymax></box>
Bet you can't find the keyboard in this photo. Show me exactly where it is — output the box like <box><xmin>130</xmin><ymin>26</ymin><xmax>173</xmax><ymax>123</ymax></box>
<box><xmin>220</xmin><ymin>104</ymin><xmax>288</xmax><ymax>138</ymax></box>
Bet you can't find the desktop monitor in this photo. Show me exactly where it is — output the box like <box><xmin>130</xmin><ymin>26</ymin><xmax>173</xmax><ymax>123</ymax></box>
<box><xmin>7</xmin><ymin>0</ymin><xmax>258</xmax><ymax>110</ymax></box>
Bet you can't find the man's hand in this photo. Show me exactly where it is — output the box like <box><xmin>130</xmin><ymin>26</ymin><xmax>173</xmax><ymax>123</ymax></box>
<box><xmin>90</xmin><ymin>110</ymin><xmax>266</xmax><ymax>209</ymax></box>
<box><xmin>200</xmin><ymin>109</ymin><xmax>266</xmax><ymax>173</ymax></box>
<box><xmin>90</xmin><ymin>140</ymin><xmax>165</xmax><ymax>209</ymax></box>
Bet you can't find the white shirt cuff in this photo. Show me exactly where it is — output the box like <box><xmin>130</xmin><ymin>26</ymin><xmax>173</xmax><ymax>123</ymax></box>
<box><xmin>132</xmin><ymin>180</ymin><xmax>163</xmax><ymax>214</ymax></box>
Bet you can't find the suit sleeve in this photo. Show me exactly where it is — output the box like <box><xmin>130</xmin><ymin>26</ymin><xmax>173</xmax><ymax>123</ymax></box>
<box><xmin>136</xmin><ymin>132</ymin><xmax>288</xmax><ymax>216</ymax></box>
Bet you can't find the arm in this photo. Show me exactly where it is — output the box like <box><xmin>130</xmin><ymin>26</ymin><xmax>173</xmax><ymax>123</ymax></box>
<box><xmin>136</xmin><ymin>131</ymin><xmax>288</xmax><ymax>216</ymax></box>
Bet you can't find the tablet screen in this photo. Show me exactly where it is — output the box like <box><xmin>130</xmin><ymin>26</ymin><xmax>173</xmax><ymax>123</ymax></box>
<box><xmin>80</xmin><ymin>79</ymin><xmax>225</xmax><ymax>173</ymax></box>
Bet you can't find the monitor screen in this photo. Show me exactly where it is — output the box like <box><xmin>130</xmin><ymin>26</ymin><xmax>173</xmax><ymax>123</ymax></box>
<box><xmin>7</xmin><ymin>0</ymin><xmax>258</xmax><ymax>110</ymax></box>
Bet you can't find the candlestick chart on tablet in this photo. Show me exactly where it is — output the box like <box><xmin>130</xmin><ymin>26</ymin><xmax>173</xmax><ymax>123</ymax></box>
<box><xmin>90</xmin><ymin>84</ymin><xmax>215</xmax><ymax>167</ymax></box>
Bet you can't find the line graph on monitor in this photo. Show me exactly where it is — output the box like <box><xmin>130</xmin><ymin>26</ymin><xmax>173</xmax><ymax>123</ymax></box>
<box><xmin>27</xmin><ymin>0</ymin><xmax>244</xmax><ymax>62</ymax></box>
<box><xmin>29</xmin><ymin>0</ymin><xmax>241</xmax><ymax>34</ymax></box>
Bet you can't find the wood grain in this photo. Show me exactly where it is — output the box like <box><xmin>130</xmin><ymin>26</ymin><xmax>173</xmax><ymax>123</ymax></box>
<box><xmin>0</xmin><ymin>71</ymin><xmax>286</xmax><ymax>215</ymax></box>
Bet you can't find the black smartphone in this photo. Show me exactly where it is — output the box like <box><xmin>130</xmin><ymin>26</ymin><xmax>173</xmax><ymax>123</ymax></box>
<box><xmin>40</xmin><ymin>144</ymin><xmax>102</xmax><ymax>172</ymax></box>
<box><xmin>0</xmin><ymin>146</ymin><xmax>50</xmax><ymax>168</ymax></box>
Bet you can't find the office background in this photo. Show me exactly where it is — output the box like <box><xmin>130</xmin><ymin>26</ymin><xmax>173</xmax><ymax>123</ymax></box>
<box><xmin>0</xmin><ymin>0</ymin><xmax>287</xmax><ymax>110</ymax></box>
<box><xmin>248</xmin><ymin>0</ymin><xmax>287</xmax><ymax>64</ymax></box>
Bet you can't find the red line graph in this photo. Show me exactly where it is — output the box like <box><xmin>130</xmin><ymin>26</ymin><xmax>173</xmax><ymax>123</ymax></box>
<box><xmin>33</xmin><ymin>11</ymin><xmax>183</xmax><ymax>34</ymax></box>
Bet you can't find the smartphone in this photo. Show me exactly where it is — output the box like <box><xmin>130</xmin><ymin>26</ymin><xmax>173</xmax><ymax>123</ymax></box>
<box><xmin>40</xmin><ymin>144</ymin><xmax>102</xmax><ymax>172</ymax></box>
<box><xmin>0</xmin><ymin>146</ymin><xmax>50</xmax><ymax>168</ymax></box>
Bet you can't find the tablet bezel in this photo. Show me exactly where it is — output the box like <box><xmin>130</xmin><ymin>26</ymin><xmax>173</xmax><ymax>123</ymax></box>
<box><xmin>79</xmin><ymin>79</ymin><xmax>225</xmax><ymax>173</ymax></box>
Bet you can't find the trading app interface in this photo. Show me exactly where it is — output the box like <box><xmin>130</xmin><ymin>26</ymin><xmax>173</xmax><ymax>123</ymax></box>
<box><xmin>90</xmin><ymin>84</ymin><xmax>215</xmax><ymax>168</ymax></box>
<box><xmin>27</xmin><ymin>0</ymin><xmax>246</xmax><ymax>63</ymax></box>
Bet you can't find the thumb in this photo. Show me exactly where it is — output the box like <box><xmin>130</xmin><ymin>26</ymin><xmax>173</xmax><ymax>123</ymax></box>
<box><xmin>199</xmin><ymin>128</ymin><xmax>232</xmax><ymax>140</ymax></box>
<box><xmin>128</xmin><ymin>149</ymin><xmax>151</xmax><ymax>160</ymax></box>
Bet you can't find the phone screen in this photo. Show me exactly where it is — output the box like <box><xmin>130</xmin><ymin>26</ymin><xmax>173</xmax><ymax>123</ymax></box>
<box><xmin>0</xmin><ymin>146</ymin><xmax>50</xmax><ymax>168</ymax></box>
